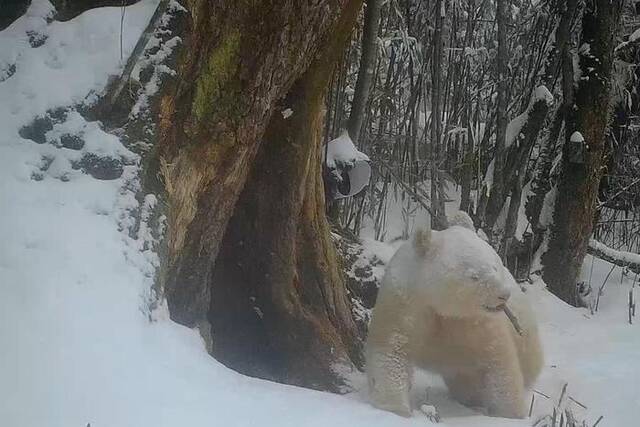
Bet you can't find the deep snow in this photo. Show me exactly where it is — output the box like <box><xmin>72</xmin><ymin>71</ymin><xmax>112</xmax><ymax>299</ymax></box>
<box><xmin>1</xmin><ymin>2</ymin><xmax>639</xmax><ymax>427</ymax></box>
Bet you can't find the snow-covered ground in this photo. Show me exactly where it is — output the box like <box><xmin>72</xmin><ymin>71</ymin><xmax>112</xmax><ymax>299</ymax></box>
<box><xmin>1</xmin><ymin>2</ymin><xmax>639</xmax><ymax>427</ymax></box>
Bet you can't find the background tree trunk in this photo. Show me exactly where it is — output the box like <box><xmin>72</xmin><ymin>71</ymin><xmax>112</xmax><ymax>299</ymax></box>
<box><xmin>483</xmin><ymin>0</ymin><xmax>509</xmax><ymax>231</ymax></box>
<box><xmin>348</xmin><ymin>0</ymin><xmax>382</xmax><ymax>144</ymax></box>
<box><xmin>526</xmin><ymin>0</ymin><xmax>577</xmax><ymax>234</ymax></box>
<box><xmin>543</xmin><ymin>0</ymin><xmax>623</xmax><ymax>306</ymax></box>
<box><xmin>458</xmin><ymin>0</ymin><xmax>477</xmax><ymax>215</ymax></box>
<box><xmin>430</xmin><ymin>0</ymin><xmax>447</xmax><ymax>229</ymax></box>
<box><xmin>155</xmin><ymin>0</ymin><xmax>363</xmax><ymax>390</ymax></box>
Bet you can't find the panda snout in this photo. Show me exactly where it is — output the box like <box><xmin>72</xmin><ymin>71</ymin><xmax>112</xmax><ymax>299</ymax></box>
<box><xmin>492</xmin><ymin>286</ymin><xmax>511</xmax><ymax>306</ymax></box>
<box><xmin>498</xmin><ymin>291</ymin><xmax>510</xmax><ymax>302</ymax></box>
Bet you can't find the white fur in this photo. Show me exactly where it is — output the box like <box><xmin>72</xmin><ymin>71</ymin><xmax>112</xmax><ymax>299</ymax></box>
<box><xmin>365</xmin><ymin>224</ymin><xmax>543</xmax><ymax>419</ymax></box>
<box><xmin>447</xmin><ymin>210</ymin><xmax>475</xmax><ymax>231</ymax></box>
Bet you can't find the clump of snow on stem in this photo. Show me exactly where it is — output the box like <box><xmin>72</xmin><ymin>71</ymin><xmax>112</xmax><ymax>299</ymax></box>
<box><xmin>323</xmin><ymin>131</ymin><xmax>369</xmax><ymax>169</ymax></box>
<box><xmin>570</xmin><ymin>131</ymin><xmax>584</xmax><ymax>143</ymax></box>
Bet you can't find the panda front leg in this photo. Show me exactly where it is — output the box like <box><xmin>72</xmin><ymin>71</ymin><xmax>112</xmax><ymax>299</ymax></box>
<box><xmin>366</xmin><ymin>331</ymin><xmax>413</xmax><ymax>417</ymax></box>
<box><xmin>483</xmin><ymin>347</ymin><xmax>528</xmax><ymax>419</ymax></box>
<box><xmin>365</xmin><ymin>300</ymin><xmax>415</xmax><ymax>417</ymax></box>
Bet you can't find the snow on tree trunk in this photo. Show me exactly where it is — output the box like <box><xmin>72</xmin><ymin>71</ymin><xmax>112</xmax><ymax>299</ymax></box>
<box><xmin>526</xmin><ymin>0</ymin><xmax>579</xmax><ymax>234</ymax></box>
<box><xmin>543</xmin><ymin>0</ymin><xmax>623</xmax><ymax>306</ymax></box>
<box><xmin>499</xmin><ymin>87</ymin><xmax>553</xmax><ymax>254</ymax></box>
<box><xmin>154</xmin><ymin>0</ymin><xmax>363</xmax><ymax>391</ymax></box>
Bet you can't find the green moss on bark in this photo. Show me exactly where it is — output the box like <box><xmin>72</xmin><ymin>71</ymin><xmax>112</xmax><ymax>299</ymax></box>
<box><xmin>192</xmin><ymin>29</ymin><xmax>241</xmax><ymax>123</ymax></box>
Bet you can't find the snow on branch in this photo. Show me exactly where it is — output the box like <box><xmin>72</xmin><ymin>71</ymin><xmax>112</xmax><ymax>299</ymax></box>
<box><xmin>323</xmin><ymin>131</ymin><xmax>370</xmax><ymax>169</ymax></box>
<box><xmin>322</xmin><ymin>131</ymin><xmax>371</xmax><ymax>199</ymax></box>
<box><xmin>505</xmin><ymin>86</ymin><xmax>553</xmax><ymax>149</ymax></box>
<box><xmin>588</xmin><ymin>239</ymin><xmax>640</xmax><ymax>274</ymax></box>
<box><xmin>484</xmin><ymin>85</ymin><xmax>553</xmax><ymax>194</ymax></box>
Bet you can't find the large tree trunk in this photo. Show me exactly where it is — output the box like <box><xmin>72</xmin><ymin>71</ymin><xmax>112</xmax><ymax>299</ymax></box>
<box><xmin>543</xmin><ymin>0</ymin><xmax>623</xmax><ymax>305</ymax></box>
<box><xmin>155</xmin><ymin>0</ymin><xmax>363</xmax><ymax>390</ymax></box>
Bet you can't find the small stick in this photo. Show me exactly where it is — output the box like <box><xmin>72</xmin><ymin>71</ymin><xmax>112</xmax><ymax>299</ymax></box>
<box><xmin>565</xmin><ymin>409</ymin><xmax>578</xmax><ymax>426</ymax></box>
<box><xmin>595</xmin><ymin>264</ymin><xmax>616</xmax><ymax>312</ymax></box>
<box><xmin>568</xmin><ymin>396</ymin><xmax>587</xmax><ymax>410</ymax></box>
<box><xmin>503</xmin><ymin>305</ymin><xmax>523</xmax><ymax>336</ymax></box>
<box><xmin>534</xmin><ymin>389</ymin><xmax>551</xmax><ymax>399</ymax></box>
<box><xmin>593</xmin><ymin>415</ymin><xmax>604</xmax><ymax>427</ymax></box>
<box><xmin>633</xmin><ymin>275</ymin><xmax>637</xmax><ymax>318</ymax></box>
<box><xmin>552</xmin><ymin>407</ymin><xmax>557</xmax><ymax>426</ymax></box>
<box><xmin>558</xmin><ymin>383</ymin><xmax>568</xmax><ymax>407</ymax></box>
<box><xmin>533</xmin><ymin>415</ymin><xmax>552</xmax><ymax>427</ymax></box>
<box><xmin>629</xmin><ymin>288</ymin><xmax>634</xmax><ymax>325</ymax></box>
<box><xmin>529</xmin><ymin>394</ymin><xmax>535</xmax><ymax>417</ymax></box>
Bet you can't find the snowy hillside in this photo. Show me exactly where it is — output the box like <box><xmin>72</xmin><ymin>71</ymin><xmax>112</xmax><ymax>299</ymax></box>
<box><xmin>1</xmin><ymin>2</ymin><xmax>638</xmax><ymax>427</ymax></box>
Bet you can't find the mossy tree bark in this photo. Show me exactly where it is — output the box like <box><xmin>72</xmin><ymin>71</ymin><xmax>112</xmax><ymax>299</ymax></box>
<box><xmin>542</xmin><ymin>0</ymin><xmax>623</xmax><ymax>306</ymax></box>
<box><xmin>155</xmin><ymin>0</ymin><xmax>363</xmax><ymax>390</ymax></box>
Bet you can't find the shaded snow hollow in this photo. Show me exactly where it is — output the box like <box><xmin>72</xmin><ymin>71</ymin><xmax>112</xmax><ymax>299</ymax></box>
<box><xmin>1</xmin><ymin>2</ymin><xmax>639</xmax><ymax>427</ymax></box>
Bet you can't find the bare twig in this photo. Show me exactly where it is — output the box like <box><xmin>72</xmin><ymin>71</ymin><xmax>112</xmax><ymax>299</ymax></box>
<box><xmin>533</xmin><ymin>415</ymin><xmax>552</xmax><ymax>427</ymax></box>
<box><xmin>529</xmin><ymin>394</ymin><xmax>536</xmax><ymax>417</ymax></box>
<box><xmin>558</xmin><ymin>383</ymin><xmax>568</xmax><ymax>408</ymax></box>
<box><xmin>534</xmin><ymin>389</ymin><xmax>551</xmax><ymax>399</ymax></box>
<box><xmin>595</xmin><ymin>264</ymin><xmax>616</xmax><ymax>312</ymax></box>
<box><xmin>568</xmin><ymin>396</ymin><xmax>587</xmax><ymax>410</ymax></box>
<box><xmin>629</xmin><ymin>288</ymin><xmax>634</xmax><ymax>325</ymax></box>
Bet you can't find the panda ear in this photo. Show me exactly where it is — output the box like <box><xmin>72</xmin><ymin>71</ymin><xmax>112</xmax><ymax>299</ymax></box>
<box><xmin>413</xmin><ymin>227</ymin><xmax>432</xmax><ymax>257</ymax></box>
<box><xmin>448</xmin><ymin>210</ymin><xmax>475</xmax><ymax>231</ymax></box>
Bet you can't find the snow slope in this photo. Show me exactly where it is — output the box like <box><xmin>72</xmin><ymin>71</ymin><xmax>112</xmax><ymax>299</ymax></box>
<box><xmin>1</xmin><ymin>2</ymin><xmax>639</xmax><ymax>427</ymax></box>
<box><xmin>528</xmin><ymin>256</ymin><xmax>640</xmax><ymax>426</ymax></box>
